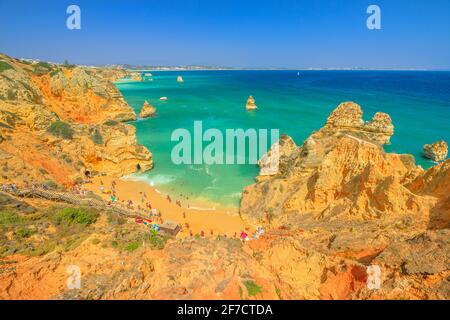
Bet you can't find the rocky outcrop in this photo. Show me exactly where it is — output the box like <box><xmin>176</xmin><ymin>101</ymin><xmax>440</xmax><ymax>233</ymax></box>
<box><xmin>0</xmin><ymin>53</ymin><xmax>152</xmax><ymax>186</ymax></box>
<box><xmin>246</xmin><ymin>95</ymin><xmax>257</xmax><ymax>110</ymax></box>
<box><xmin>139</xmin><ymin>101</ymin><xmax>156</xmax><ymax>118</ymax></box>
<box><xmin>241</xmin><ymin>102</ymin><xmax>445</xmax><ymax>228</ymax></box>
<box><xmin>324</xmin><ymin>102</ymin><xmax>394</xmax><ymax>145</ymax></box>
<box><xmin>129</xmin><ymin>72</ymin><xmax>143</xmax><ymax>82</ymax></box>
<box><xmin>423</xmin><ymin>140</ymin><xmax>448</xmax><ymax>162</ymax></box>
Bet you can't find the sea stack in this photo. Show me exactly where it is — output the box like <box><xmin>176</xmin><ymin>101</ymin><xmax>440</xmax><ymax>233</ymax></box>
<box><xmin>139</xmin><ymin>101</ymin><xmax>157</xmax><ymax>118</ymax></box>
<box><xmin>246</xmin><ymin>95</ymin><xmax>257</xmax><ymax>111</ymax></box>
<box><xmin>130</xmin><ymin>72</ymin><xmax>143</xmax><ymax>82</ymax></box>
<box><xmin>423</xmin><ymin>140</ymin><xmax>448</xmax><ymax>162</ymax></box>
<box><xmin>177</xmin><ymin>75</ymin><xmax>184</xmax><ymax>83</ymax></box>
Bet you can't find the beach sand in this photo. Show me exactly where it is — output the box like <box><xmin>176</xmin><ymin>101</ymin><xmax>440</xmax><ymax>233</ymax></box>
<box><xmin>85</xmin><ymin>176</ymin><xmax>253</xmax><ymax>238</ymax></box>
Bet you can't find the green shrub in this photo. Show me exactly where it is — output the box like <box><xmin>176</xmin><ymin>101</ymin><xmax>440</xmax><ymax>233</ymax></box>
<box><xmin>26</xmin><ymin>240</ymin><xmax>57</xmax><ymax>257</ymax></box>
<box><xmin>243</xmin><ymin>280</ymin><xmax>262</xmax><ymax>297</ymax></box>
<box><xmin>15</xmin><ymin>227</ymin><xmax>34</xmax><ymax>238</ymax></box>
<box><xmin>36</xmin><ymin>61</ymin><xmax>52</xmax><ymax>69</ymax></box>
<box><xmin>0</xmin><ymin>61</ymin><xmax>13</xmax><ymax>73</ymax></box>
<box><xmin>53</xmin><ymin>207</ymin><xmax>99</xmax><ymax>226</ymax></box>
<box><xmin>47</xmin><ymin>120</ymin><xmax>74</xmax><ymax>139</ymax></box>
<box><xmin>42</xmin><ymin>180</ymin><xmax>59</xmax><ymax>190</ymax></box>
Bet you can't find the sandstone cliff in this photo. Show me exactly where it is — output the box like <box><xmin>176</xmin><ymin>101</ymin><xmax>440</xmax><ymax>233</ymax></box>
<box><xmin>238</xmin><ymin>102</ymin><xmax>449</xmax><ymax>299</ymax></box>
<box><xmin>0</xmin><ymin>53</ymin><xmax>152</xmax><ymax>186</ymax></box>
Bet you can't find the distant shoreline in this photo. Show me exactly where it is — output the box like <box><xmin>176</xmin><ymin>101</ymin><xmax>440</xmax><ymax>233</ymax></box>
<box><xmin>124</xmin><ymin>68</ymin><xmax>450</xmax><ymax>72</ymax></box>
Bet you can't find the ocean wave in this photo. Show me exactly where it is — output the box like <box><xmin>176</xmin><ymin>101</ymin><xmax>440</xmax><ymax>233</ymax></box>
<box><xmin>227</xmin><ymin>192</ymin><xmax>242</xmax><ymax>199</ymax></box>
<box><xmin>123</xmin><ymin>173</ymin><xmax>176</xmax><ymax>186</ymax></box>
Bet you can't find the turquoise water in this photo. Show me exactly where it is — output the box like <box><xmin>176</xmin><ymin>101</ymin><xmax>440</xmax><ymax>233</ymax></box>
<box><xmin>116</xmin><ymin>71</ymin><xmax>450</xmax><ymax>208</ymax></box>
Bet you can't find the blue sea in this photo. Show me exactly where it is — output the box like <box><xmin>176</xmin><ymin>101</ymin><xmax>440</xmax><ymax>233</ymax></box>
<box><xmin>116</xmin><ymin>70</ymin><xmax>450</xmax><ymax>208</ymax></box>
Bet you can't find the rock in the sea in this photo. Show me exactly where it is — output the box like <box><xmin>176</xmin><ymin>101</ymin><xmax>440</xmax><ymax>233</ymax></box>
<box><xmin>423</xmin><ymin>140</ymin><xmax>448</xmax><ymax>162</ymax></box>
<box><xmin>324</xmin><ymin>101</ymin><xmax>394</xmax><ymax>145</ymax></box>
<box><xmin>240</xmin><ymin>102</ymin><xmax>442</xmax><ymax>228</ymax></box>
<box><xmin>177</xmin><ymin>75</ymin><xmax>184</xmax><ymax>83</ymax></box>
<box><xmin>139</xmin><ymin>101</ymin><xmax>156</xmax><ymax>118</ymax></box>
<box><xmin>130</xmin><ymin>72</ymin><xmax>143</xmax><ymax>81</ymax></box>
<box><xmin>246</xmin><ymin>95</ymin><xmax>257</xmax><ymax>110</ymax></box>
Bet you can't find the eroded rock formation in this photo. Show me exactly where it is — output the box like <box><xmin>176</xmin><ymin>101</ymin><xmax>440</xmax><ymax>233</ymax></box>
<box><xmin>241</xmin><ymin>102</ymin><xmax>447</xmax><ymax>227</ymax></box>
<box><xmin>139</xmin><ymin>101</ymin><xmax>156</xmax><ymax>118</ymax></box>
<box><xmin>246</xmin><ymin>95</ymin><xmax>257</xmax><ymax>110</ymax></box>
<box><xmin>324</xmin><ymin>102</ymin><xmax>394</xmax><ymax>145</ymax></box>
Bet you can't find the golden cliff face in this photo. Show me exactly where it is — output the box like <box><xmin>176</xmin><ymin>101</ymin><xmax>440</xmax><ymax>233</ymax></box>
<box><xmin>240</xmin><ymin>102</ymin><xmax>444</xmax><ymax>227</ymax></box>
<box><xmin>0</xmin><ymin>53</ymin><xmax>152</xmax><ymax>186</ymax></box>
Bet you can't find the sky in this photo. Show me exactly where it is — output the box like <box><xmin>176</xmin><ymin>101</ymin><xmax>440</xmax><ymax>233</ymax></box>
<box><xmin>0</xmin><ymin>0</ymin><xmax>449</xmax><ymax>69</ymax></box>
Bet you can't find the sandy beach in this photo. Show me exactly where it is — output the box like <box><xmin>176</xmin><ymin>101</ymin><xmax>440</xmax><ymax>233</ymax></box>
<box><xmin>84</xmin><ymin>176</ymin><xmax>253</xmax><ymax>238</ymax></box>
